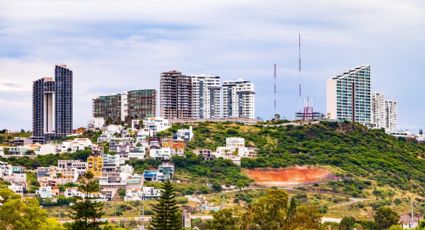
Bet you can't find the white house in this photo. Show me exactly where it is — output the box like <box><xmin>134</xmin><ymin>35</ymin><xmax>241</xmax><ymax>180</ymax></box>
<box><xmin>57</xmin><ymin>138</ymin><xmax>93</xmax><ymax>153</ymax></box>
<box><xmin>8</xmin><ymin>183</ymin><xmax>24</xmax><ymax>196</ymax></box>
<box><xmin>36</xmin><ymin>186</ymin><xmax>53</xmax><ymax>199</ymax></box>
<box><xmin>174</xmin><ymin>127</ymin><xmax>194</xmax><ymax>141</ymax></box>
<box><xmin>149</xmin><ymin>148</ymin><xmax>172</xmax><ymax>160</ymax></box>
<box><xmin>35</xmin><ymin>143</ymin><xmax>57</xmax><ymax>155</ymax></box>
<box><xmin>214</xmin><ymin>137</ymin><xmax>257</xmax><ymax>165</ymax></box>
<box><xmin>128</xmin><ymin>146</ymin><xmax>146</xmax><ymax>160</ymax></box>
<box><xmin>143</xmin><ymin>117</ymin><xmax>170</xmax><ymax>134</ymax></box>
<box><xmin>89</xmin><ymin>117</ymin><xmax>105</xmax><ymax>130</ymax></box>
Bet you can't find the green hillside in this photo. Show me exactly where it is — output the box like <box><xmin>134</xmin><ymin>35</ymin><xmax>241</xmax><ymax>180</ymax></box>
<box><xmin>167</xmin><ymin>121</ymin><xmax>425</xmax><ymax>196</ymax></box>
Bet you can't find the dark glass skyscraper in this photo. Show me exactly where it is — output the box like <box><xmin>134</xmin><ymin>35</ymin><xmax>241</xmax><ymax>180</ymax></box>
<box><xmin>32</xmin><ymin>65</ymin><xmax>73</xmax><ymax>142</ymax></box>
<box><xmin>54</xmin><ymin>65</ymin><xmax>73</xmax><ymax>136</ymax></box>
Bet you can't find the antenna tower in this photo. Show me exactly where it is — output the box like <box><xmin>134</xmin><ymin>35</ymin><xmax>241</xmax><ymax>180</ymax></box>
<box><xmin>274</xmin><ymin>63</ymin><xmax>277</xmax><ymax>116</ymax></box>
<box><xmin>298</xmin><ymin>33</ymin><xmax>302</xmax><ymax>98</ymax></box>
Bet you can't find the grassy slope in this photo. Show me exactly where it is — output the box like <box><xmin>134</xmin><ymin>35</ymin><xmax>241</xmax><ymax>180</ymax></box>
<box><xmin>180</xmin><ymin>121</ymin><xmax>425</xmax><ymax>196</ymax></box>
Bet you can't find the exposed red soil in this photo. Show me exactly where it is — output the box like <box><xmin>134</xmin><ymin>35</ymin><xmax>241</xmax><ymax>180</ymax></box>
<box><xmin>245</xmin><ymin>166</ymin><xmax>334</xmax><ymax>186</ymax></box>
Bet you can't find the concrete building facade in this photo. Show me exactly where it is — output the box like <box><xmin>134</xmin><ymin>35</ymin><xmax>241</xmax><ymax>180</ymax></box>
<box><xmin>327</xmin><ymin>65</ymin><xmax>371</xmax><ymax>125</ymax></box>
<box><xmin>32</xmin><ymin>65</ymin><xmax>73</xmax><ymax>141</ymax></box>
<box><xmin>93</xmin><ymin>89</ymin><xmax>156</xmax><ymax>124</ymax></box>
<box><xmin>222</xmin><ymin>80</ymin><xmax>256</xmax><ymax>119</ymax></box>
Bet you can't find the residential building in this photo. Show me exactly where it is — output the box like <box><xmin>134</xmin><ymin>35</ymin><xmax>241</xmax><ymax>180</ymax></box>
<box><xmin>214</xmin><ymin>137</ymin><xmax>257</xmax><ymax>165</ymax></box>
<box><xmin>143</xmin><ymin>117</ymin><xmax>171</xmax><ymax>134</ymax></box>
<box><xmin>36</xmin><ymin>186</ymin><xmax>55</xmax><ymax>199</ymax></box>
<box><xmin>385</xmin><ymin>100</ymin><xmax>397</xmax><ymax>133</ymax></box>
<box><xmin>149</xmin><ymin>148</ymin><xmax>172</xmax><ymax>160</ymax></box>
<box><xmin>127</xmin><ymin>89</ymin><xmax>156</xmax><ymax>120</ymax></box>
<box><xmin>371</xmin><ymin>92</ymin><xmax>386</xmax><ymax>129</ymax></box>
<box><xmin>58</xmin><ymin>160</ymin><xmax>87</xmax><ymax>175</ymax></box>
<box><xmin>174</xmin><ymin>126</ymin><xmax>194</xmax><ymax>141</ymax></box>
<box><xmin>8</xmin><ymin>184</ymin><xmax>24</xmax><ymax>196</ymax></box>
<box><xmin>87</xmin><ymin>155</ymin><xmax>103</xmax><ymax>177</ymax></box>
<box><xmin>222</xmin><ymin>80</ymin><xmax>256</xmax><ymax>119</ymax></box>
<box><xmin>141</xmin><ymin>187</ymin><xmax>162</xmax><ymax>200</ymax></box>
<box><xmin>88</xmin><ymin>117</ymin><xmax>105</xmax><ymax>130</ymax></box>
<box><xmin>193</xmin><ymin>149</ymin><xmax>215</xmax><ymax>161</ymax></box>
<box><xmin>371</xmin><ymin>92</ymin><xmax>398</xmax><ymax>133</ymax></box>
<box><xmin>190</xmin><ymin>75</ymin><xmax>221</xmax><ymax>119</ymax></box>
<box><xmin>93</xmin><ymin>89</ymin><xmax>156</xmax><ymax>124</ymax></box>
<box><xmin>326</xmin><ymin>65</ymin><xmax>371</xmax><ymax>125</ymax></box>
<box><xmin>161</xmin><ymin>139</ymin><xmax>185</xmax><ymax>156</ymax></box>
<box><xmin>93</xmin><ymin>93</ymin><xmax>126</xmax><ymax>124</ymax></box>
<box><xmin>32</xmin><ymin>65</ymin><xmax>73</xmax><ymax>142</ymax></box>
<box><xmin>55</xmin><ymin>65</ymin><xmax>73</xmax><ymax>137</ymax></box>
<box><xmin>57</xmin><ymin>138</ymin><xmax>93</xmax><ymax>153</ymax></box>
<box><xmin>102</xmin><ymin>154</ymin><xmax>121</xmax><ymax>175</ymax></box>
<box><xmin>32</xmin><ymin>77</ymin><xmax>56</xmax><ymax>141</ymax></box>
<box><xmin>161</xmin><ymin>71</ymin><xmax>223</xmax><ymax>120</ymax></box>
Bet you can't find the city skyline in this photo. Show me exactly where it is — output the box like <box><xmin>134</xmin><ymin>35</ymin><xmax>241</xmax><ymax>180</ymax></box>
<box><xmin>1</xmin><ymin>0</ymin><xmax>425</xmax><ymax>131</ymax></box>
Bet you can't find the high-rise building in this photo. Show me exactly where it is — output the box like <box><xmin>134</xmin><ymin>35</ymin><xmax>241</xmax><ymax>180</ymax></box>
<box><xmin>372</xmin><ymin>92</ymin><xmax>398</xmax><ymax>133</ymax></box>
<box><xmin>93</xmin><ymin>93</ymin><xmax>125</xmax><ymax>124</ymax></box>
<box><xmin>32</xmin><ymin>77</ymin><xmax>56</xmax><ymax>138</ymax></box>
<box><xmin>326</xmin><ymin>65</ymin><xmax>371</xmax><ymax>125</ymax></box>
<box><xmin>385</xmin><ymin>100</ymin><xmax>397</xmax><ymax>133</ymax></box>
<box><xmin>93</xmin><ymin>89</ymin><xmax>156</xmax><ymax>123</ymax></box>
<box><xmin>55</xmin><ymin>65</ymin><xmax>73</xmax><ymax>136</ymax></box>
<box><xmin>371</xmin><ymin>92</ymin><xmax>386</xmax><ymax>129</ymax></box>
<box><xmin>222</xmin><ymin>80</ymin><xmax>256</xmax><ymax>119</ymax></box>
<box><xmin>190</xmin><ymin>75</ymin><xmax>221</xmax><ymax>119</ymax></box>
<box><xmin>32</xmin><ymin>65</ymin><xmax>73</xmax><ymax>142</ymax></box>
<box><xmin>127</xmin><ymin>89</ymin><xmax>156</xmax><ymax>120</ymax></box>
<box><xmin>160</xmin><ymin>71</ymin><xmax>180</xmax><ymax>119</ymax></box>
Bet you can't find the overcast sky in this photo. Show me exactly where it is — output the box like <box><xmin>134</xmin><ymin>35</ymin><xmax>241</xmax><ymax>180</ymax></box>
<box><xmin>1</xmin><ymin>0</ymin><xmax>424</xmax><ymax>131</ymax></box>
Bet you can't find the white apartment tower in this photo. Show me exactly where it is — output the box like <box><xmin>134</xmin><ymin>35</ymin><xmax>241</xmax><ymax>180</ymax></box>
<box><xmin>189</xmin><ymin>75</ymin><xmax>221</xmax><ymax>119</ymax></box>
<box><xmin>326</xmin><ymin>65</ymin><xmax>371</xmax><ymax>125</ymax></box>
<box><xmin>222</xmin><ymin>80</ymin><xmax>256</xmax><ymax>119</ymax></box>
<box><xmin>371</xmin><ymin>92</ymin><xmax>398</xmax><ymax>133</ymax></box>
<box><xmin>385</xmin><ymin>100</ymin><xmax>397</xmax><ymax>133</ymax></box>
<box><xmin>371</xmin><ymin>92</ymin><xmax>386</xmax><ymax>129</ymax></box>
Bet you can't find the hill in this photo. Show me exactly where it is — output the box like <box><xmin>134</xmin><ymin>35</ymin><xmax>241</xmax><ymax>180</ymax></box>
<box><xmin>166</xmin><ymin>121</ymin><xmax>425</xmax><ymax>196</ymax></box>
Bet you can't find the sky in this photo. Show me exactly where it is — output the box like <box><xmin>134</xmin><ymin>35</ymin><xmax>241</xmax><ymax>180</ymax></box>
<box><xmin>0</xmin><ymin>0</ymin><xmax>424</xmax><ymax>131</ymax></box>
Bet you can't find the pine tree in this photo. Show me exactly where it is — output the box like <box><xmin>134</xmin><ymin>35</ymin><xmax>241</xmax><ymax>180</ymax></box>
<box><xmin>150</xmin><ymin>180</ymin><xmax>182</xmax><ymax>230</ymax></box>
<box><xmin>68</xmin><ymin>172</ymin><xmax>104</xmax><ymax>230</ymax></box>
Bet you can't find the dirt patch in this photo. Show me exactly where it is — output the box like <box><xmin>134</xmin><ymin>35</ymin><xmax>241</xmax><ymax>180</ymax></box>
<box><xmin>245</xmin><ymin>166</ymin><xmax>334</xmax><ymax>186</ymax></box>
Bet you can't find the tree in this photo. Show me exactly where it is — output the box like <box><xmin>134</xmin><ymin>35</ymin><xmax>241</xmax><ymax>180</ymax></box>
<box><xmin>286</xmin><ymin>205</ymin><xmax>323</xmax><ymax>230</ymax></box>
<box><xmin>374</xmin><ymin>207</ymin><xmax>400</xmax><ymax>230</ymax></box>
<box><xmin>68</xmin><ymin>172</ymin><xmax>104</xmax><ymax>230</ymax></box>
<box><xmin>388</xmin><ymin>225</ymin><xmax>403</xmax><ymax>230</ymax></box>
<box><xmin>241</xmin><ymin>188</ymin><xmax>288</xmax><ymax>230</ymax></box>
<box><xmin>0</xmin><ymin>188</ymin><xmax>63</xmax><ymax>230</ymax></box>
<box><xmin>150</xmin><ymin>180</ymin><xmax>182</xmax><ymax>230</ymax></box>
<box><xmin>207</xmin><ymin>209</ymin><xmax>238</xmax><ymax>230</ymax></box>
<box><xmin>339</xmin><ymin>216</ymin><xmax>356</xmax><ymax>230</ymax></box>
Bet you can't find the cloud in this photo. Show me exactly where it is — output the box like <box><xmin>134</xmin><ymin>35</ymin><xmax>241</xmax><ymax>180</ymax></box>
<box><xmin>0</xmin><ymin>0</ymin><xmax>424</xmax><ymax>130</ymax></box>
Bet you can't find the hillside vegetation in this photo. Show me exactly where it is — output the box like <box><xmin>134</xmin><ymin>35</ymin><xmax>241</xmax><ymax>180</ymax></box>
<box><xmin>172</xmin><ymin>121</ymin><xmax>425</xmax><ymax>196</ymax></box>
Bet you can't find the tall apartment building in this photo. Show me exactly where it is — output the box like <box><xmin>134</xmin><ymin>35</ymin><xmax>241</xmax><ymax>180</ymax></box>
<box><xmin>371</xmin><ymin>92</ymin><xmax>386</xmax><ymax>129</ymax></box>
<box><xmin>160</xmin><ymin>71</ymin><xmax>181</xmax><ymax>119</ymax></box>
<box><xmin>93</xmin><ymin>89</ymin><xmax>156</xmax><ymax>123</ymax></box>
<box><xmin>93</xmin><ymin>93</ymin><xmax>126</xmax><ymax>124</ymax></box>
<box><xmin>385</xmin><ymin>100</ymin><xmax>397</xmax><ymax>133</ymax></box>
<box><xmin>326</xmin><ymin>65</ymin><xmax>371</xmax><ymax>125</ymax></box>
<box><xmin>55</xmin><ymin>65</ymin><xmax>73</xmax><ymax>136</ymax></box>
<box><xmin>127</xmin><ymin>89</ymin><xmax>156</xmax><ymax>120</ymax></box>
<box><xmin>160</xmin><ymin>71</ymin><xmax>222</xmax><ymax>119</ymax></box>
<box><xmin>190</xmin><ymin>75</ymin><xmax>221</xmax><ymax>119</ymax></box>
<box><xmin>32</xmin><ymin>65</ymin><xmax>73</xmax><ymax>142</ymax></box>
<box><xmin>222</xmin><ymin>80</ymin><xmax>256</xmax><ymax>119</ymax></box>
<box><xmin>372</xmin><ymin>92</ymin><xmax>398</xmax><ymax>133</ymax></box>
